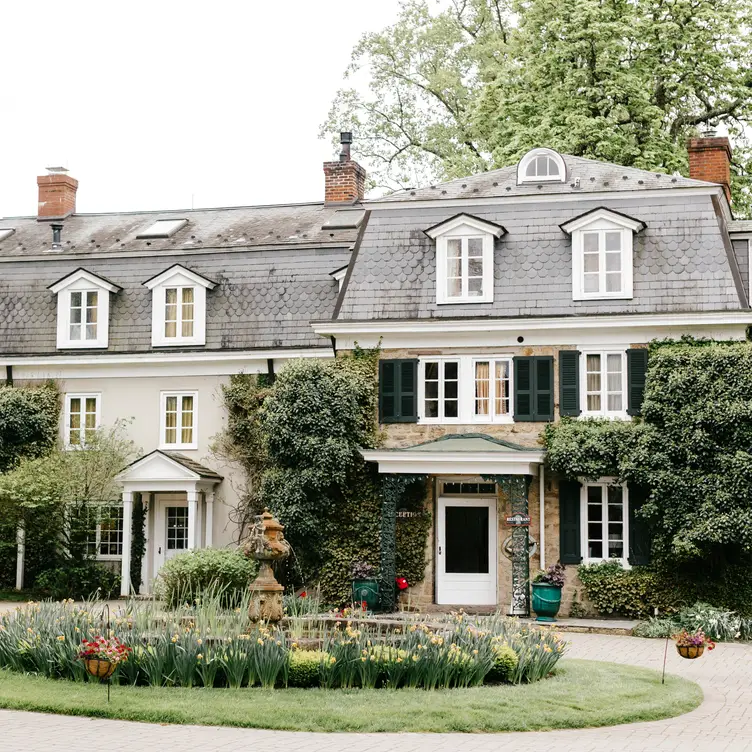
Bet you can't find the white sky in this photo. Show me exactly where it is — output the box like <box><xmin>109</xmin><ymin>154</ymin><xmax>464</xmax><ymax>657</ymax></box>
<box><xmin>0</xmin><ymin>0</ymin><xmax>404</xmax><ymax>218</ymax></box>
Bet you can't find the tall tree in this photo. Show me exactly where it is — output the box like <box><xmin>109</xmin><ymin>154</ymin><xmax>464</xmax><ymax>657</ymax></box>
<box><xmin>324</xmin><ymin>0</ymin><xmax>752</xmax><ymax>213</ymax></box>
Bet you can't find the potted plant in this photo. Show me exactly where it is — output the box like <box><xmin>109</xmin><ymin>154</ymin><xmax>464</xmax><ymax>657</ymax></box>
<box><xmin>674</xmin><ymin>629</ymin><xmax>716</xmax><ymax>659</ymax></box>
<box><xmin>531</xmin><ymin>563</ymin><xmax>565</xmax><ymax>622</ymax></box>
<box><xmin>351</xmin><ymin>561</ymin><xmax>379</xmax><ymax>611</ymax></box>
<box><xmin>79</xmin><ymin>636</ymin><xmax>132</xmax><ymax>680</ymax></box>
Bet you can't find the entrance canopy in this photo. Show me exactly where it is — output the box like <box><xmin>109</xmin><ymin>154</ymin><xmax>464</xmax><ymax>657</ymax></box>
<box><xmin>360</xmin><ymin>433</ymin><xmax>545</xmax><ymax>476</ymax></box>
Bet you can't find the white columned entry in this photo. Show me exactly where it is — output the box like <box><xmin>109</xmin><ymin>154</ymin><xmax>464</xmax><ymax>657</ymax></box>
<box><xmin>15</xmin><ymin>522</ymin><xmax>25</xmax><ymax>591</ymax></box>
<box><xmin>205</xmin><ymin>491</ymin><xmax>214</xmax><ymax>548</ymax></box>
<box><xmin>120</xmin><ymin>491</ymin><xmax>134</xmax><ymax>597</ymax></box>
<box><xmin>187</xmin><ymin>490</ymin><xmax>199</xmax><ymax>550</ymax></box>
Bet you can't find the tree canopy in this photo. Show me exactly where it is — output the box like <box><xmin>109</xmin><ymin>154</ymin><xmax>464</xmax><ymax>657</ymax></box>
<box><xmin>324</xmin><ymin>0</ymin><xmax>752</xmax><ymax>213</ymax></box>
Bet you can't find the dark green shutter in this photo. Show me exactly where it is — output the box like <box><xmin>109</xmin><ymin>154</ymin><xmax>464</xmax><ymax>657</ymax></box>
<box><xmin>534</xmin><ymin>356</ymin><xmax>554</xmax><ymax>421</ymax></box>
<box><xmin>514</xmin><ymin>356</ymin><xmax>554</xmax><ymax>422</ymax></box>
<box><xmin>627</xmin><ymin>348</ymin><xmax>648</xmax><ymax>416</ymax></box>
<box><xmin>514</xmin><ymin>357</ymin><xmax>533</xmax><ymax>421</ymax></box>
<box><xmin>379</xmin><ymin>359</ymin><xmax>418</xmax><ymax>423</ymax></box>
<box><xmin>559</xmin><ymin>480</ymin><xmax>582</xmax><ymax>565</ymax></box>
<box><xmin>628</xmin><ymin>483</ymin><xmax>651</xmax><ymax>566</ymax></box>
<box><xmin>559</xmin><ymin>350</ymin><xmax>581</xmax><ymax>417</ymax></box>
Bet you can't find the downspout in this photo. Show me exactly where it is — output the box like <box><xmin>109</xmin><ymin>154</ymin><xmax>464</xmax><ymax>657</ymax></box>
<box><xmin>539</xmin><ymin>464</ymin><xmax>546</xmax><ymax>571</ymax></box>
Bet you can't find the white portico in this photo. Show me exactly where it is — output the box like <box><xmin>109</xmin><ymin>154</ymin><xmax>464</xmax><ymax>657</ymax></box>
<box><xmin>115</xmin><ymin>450</ymin><xmax>222</xmax><ymax>596</ymax></box>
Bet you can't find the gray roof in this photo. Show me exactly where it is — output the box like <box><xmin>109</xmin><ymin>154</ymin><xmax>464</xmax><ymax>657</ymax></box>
<box><xmin>400</xmin><ymin>434</ymin><xmax>531</xmax><ymax>453</ymax></box>
<box><xmin>730</xmin><ymin>220</ymin><xmax>752</xmax><ymax>233</ymax></box>
<box><xmin>371</xmin><ymin>155</ymin><xmax>716</xmax><ymax>203</ymax></box>
<box><xmin>163</xmin><ymin>452</ymin><xmax>223</xmax><ymax>480</ymax></box>
<box><xmin>337</xmin><ymin>191</ymin><xmax>744</xmax><ymax>321</ymax></box>
<box><xmin>0</xmin><ymin>203</ymin><xmax>358</xmax><ymax>355</ymax></box>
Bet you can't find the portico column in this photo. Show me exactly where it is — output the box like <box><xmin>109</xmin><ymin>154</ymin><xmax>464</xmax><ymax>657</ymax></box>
<box><xmin>15</xmin><ymin>521</ymin><xmax>25</xmax><ymax>591</ymax></box>
<box><xmin>187</xmin><ymin>490</ymin><xmax>198</xmax><ymax>550</ymax></box>
<box><xmin>120</xmin><ymin>491</ymin><xmax>133</xmax><ymax>597</ymax></box>
<box><xmin>205</xmin><ymin>491</ymin><xmax>214</xmax><ymax>548</ymax></box>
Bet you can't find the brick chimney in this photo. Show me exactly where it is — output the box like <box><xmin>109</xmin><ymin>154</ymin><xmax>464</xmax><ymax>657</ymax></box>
<box><xmin>37</xmin><ymin>167</ymin><xmax>78</xmax><ymax>219</ymax></box>
<box><xmin>687</xmin><ymin>131</ymin><xmax>732</xmax><ymax>202</ymax></box>
<box><xmin>324</xmin><ymin>132</ymin><xmax>366</xmax><ymax>204</ymax></box>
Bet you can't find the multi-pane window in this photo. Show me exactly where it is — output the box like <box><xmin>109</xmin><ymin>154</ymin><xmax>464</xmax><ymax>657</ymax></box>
<box><xmin>583</xmin><ymin>483</ymin><xmax>627</xmax><ymax>563</ymax></box>
<box><xmin>445</xmin><ymin>237</ymin><xmax>485</xmax><ymax>301</ymax></box>
<box><xmin>442</xmin><ymin>482</ymin><xmax>496</xmax><ymax>496</ymax></box>
<box><xmin>582</xmin><ymin>230</ymin><xmax>623</xmax><ymax>295</ymax></box>
<box><xmin>583</xmin><ymin>352</ymin><xmax>626</xmax><ymax>416</ymax></box>
<box><xmin>164</xmin><ymin>287</ymin><xmax>195</xmax><ymax>339</ymax></box>
<box><xmin>525</xmin><ymin>154</ymin><xmax>561</xmax><ymax>180</ymax></box>
<box><xmin>69</xmin><ymin>290</ymin><xmax>98</xmax><ymax>341</ymax></box>
<box><xmin>518</xmin><ymin>148</ymin><xmax>566</xmax><ymax>184</ymax></box>
<box><xmin>85</xmin><ymin>505</ymin><xmax>124</xmax><ymax>558</ymax></box>
<box><xmin>423</xmin><ymin>360</ymin><xmax>459</xmax><ymax>420</ymax></box>
<box><xmin>474</xmin><ymin>359</ymin><xmax>511</xmax><ymax>421</ymax></box>
<box><xmin>162</xmin><ymin>392</ymin><xmax>196</xmax><ymax>447</ymax></box>
<box><xmin>167</xmin><ymin>507</ymin><xmax>189</xmax><ymax>551</ymax></box>
<box><xmin>66</xmin><ymin>394</ymin><xmax>99</xmax><ymax>446</ymax></box>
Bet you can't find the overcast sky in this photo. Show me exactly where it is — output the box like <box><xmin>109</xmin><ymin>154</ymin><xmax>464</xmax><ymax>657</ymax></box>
<box><xmin>0</xmin><ymin>0</ymin><xmax>403</xmax><ymax>218</ymax></box>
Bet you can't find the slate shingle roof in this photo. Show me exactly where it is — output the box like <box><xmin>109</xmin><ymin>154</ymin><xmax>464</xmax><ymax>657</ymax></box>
<box><xmin>730</xmin><ymin>220</ymin><xmax>752</xmax><ymax>233</ymax></box>
<box><xmin>0</xmin><ymin>203</ymin><xmax>359</xmax><ymax>355</ymax></box>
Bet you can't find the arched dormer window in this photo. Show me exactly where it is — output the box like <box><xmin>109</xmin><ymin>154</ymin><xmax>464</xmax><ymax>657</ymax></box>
<box><xmin>517</xmin><ymin>148</ymin><xmax>567</xmax><ymax>184</ymax></box>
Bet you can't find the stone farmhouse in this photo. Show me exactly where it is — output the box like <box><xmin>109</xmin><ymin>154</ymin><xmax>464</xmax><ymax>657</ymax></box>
<box><xmin>1</xmin><ymin>133</ymin><xmax>750</xmax><ymax>612</ymax></box>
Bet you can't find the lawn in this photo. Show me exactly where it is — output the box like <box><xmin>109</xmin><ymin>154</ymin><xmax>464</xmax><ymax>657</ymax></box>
<box><xmin>0</xmin><ymin>660</ymin><xmax>701</xmax><ymax>733</ymax></box>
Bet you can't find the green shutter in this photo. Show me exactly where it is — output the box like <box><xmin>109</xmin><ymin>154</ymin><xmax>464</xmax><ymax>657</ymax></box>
<box><xmin>627</xmin><ymin>348</ymin><xmax>648</xmax><ymax>416</ymax></box>
<box><xmin>559</xmin><ymin>480</ymin><xmax>582</xmax><ymax>565</ymax></box>
<box><xmin>534</xmin><ymin>356</ymin><xmax>554</xmax><ymax>421</ymax></box>
<box><xmin>379</xmin><ymin>359</ymin><xmax>418</xmax><ymax>424</ymax></box>
<box><xmin>514</xmin><ymin>357</ymin><xmax>533</xmax><ymax>421</ymax></box>
<box><xmin>559</xmin><ymin>350</ymin><xmax>581</xmax><ymax>417</ymax></box>
<box><xmin>628</xmin><ymin>483</ymin><xmax>651</xmax><ymax>566</ymax></box>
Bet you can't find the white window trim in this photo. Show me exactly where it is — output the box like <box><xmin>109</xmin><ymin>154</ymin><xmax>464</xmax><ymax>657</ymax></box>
<box><xmin>426</xmin><ymin>216</ymin><xmax>503</xmax><ymax>305</ymax></box>
<box><xmin>580</xmin><ymin>478</ymin><xmax>630</xmax><ymax>568</ymax></box>
<box><xmin>418</xmin><ymin>355</ymin><xmax>514</xmax><ymax>425</ymax></box>
<box><xmin>517</xmin><ymin>148</ymin><xmax>567</xmax><ymax>184</ymax></box>
<box><xmin>144</xmin><ymin>265</ymin><xmax>215</xmax><ymax>347</ymax></box>
<box><xmin>89</xmin><ymin>504</ymin><xmax>124</xmax><ymax>561</ymax></box>
<box><xmin>64</xmin><ymin>393</ymin><xmax>101</xmax><ymax>447</ymax></box>
<box><xmin>50</xmin><ymin>271</ymin><xmax>119</xmax><ymax>350</ymax></box>
<box><xmin>159</xmin><ymin>390</ymin><xmax>198</xmax><ymax>450</ymax></box>
<box><xmin>579</xmin><ymin>350</ymin><xmax>629</xmax><ymax>419</ymax></box>
<box><xmin>470</xmin><ymin>356</ymin><xmax>514</xmax><ymax>424</ymax></box>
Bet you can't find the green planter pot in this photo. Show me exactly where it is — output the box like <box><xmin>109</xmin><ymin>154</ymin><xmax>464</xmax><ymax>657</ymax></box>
<box><xmin>531</xmin><ymin>582</ymin><xmax>562</xmax><ymax>622</ymax></box>
<box><xmin>352</xmin><ymin>579</ymin><xmax>379</xmax><ymax>611</ymax></box>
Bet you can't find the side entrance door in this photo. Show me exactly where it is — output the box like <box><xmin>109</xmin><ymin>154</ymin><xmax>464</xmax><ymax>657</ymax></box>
<box><xmin>436</xmin><ymin>496</ymin><xmax>497</xmax><ymax>605</ymax></box>
<box><xmin>152</xmin><ymin>495</ymin><xmax>189</xmax><ymax>578</ymax></box>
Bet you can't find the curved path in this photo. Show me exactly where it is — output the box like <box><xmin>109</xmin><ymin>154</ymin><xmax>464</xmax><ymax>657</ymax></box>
<box><xmin>1</xmin><ymin>632</ymin><xmax>750</xmax><ymax>752</ymax></box>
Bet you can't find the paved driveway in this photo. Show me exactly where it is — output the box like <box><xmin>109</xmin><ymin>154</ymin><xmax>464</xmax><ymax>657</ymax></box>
<box><xmin>1</xmin><ymin>632</ymin><xmax>750</xmax><ymax>752</ymax></box>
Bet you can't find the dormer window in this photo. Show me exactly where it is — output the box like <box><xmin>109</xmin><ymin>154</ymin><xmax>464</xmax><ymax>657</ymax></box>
<box><xmin>424</xmin><ymin>213</ymin><xmax>506</xmax><ymax>305</ymax></box>
<box><xmin>48</xmin><ymin>268</ymin><xmax>121</xmax><ymax>349</ymax></box>
<box><xmin>560</xmin><ymin>208</ymin><xmax>646</xmax><ymax>301</ymax></box>
<box><xmin>517</xmin><ymin>148</ymin><xmax>567</xmax><ymax>184</ymax></box>
<box><xmin>143</xmin><ymin>264</ymin><xmax>216</xmax><ymax>347</ymax></box>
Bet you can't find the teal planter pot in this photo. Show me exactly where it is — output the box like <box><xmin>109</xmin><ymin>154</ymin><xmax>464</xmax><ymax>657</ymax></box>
<box><xmin>531</xmin><ymin>582</ymin><xmax>562</xmax><ymax>622</ymax></box>
<box><xmin>352</xmin><ymin>579</ymin><xmax>379</xmax><ymax>611</ymax></box>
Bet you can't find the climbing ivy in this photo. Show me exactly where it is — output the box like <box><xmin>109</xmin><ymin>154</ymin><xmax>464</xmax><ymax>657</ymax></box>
<box><xmin>544</xmin><ymin>338</ymin><xmax>752</xmax><ymax>612</ymax></box>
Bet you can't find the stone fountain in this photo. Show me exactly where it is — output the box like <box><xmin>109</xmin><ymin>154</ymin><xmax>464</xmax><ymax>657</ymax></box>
<box><xmin>242</xmin><ymin>508</ymin><xmax>291</xmax><ymax>622</ymax></box>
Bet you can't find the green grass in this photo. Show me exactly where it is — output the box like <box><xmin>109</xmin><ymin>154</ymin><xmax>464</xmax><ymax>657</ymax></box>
<box><xmin>0</xmin><ymin>660</ymin><xmax>701</xmax><ymax>733</ymax></box>
<box><xmin>0</xmin><ymin>590</ymin><xmax>35</xmax><ymax>602</ymax></box>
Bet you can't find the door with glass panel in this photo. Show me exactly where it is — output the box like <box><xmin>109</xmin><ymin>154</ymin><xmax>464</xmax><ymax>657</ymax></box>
<box><xmin>437</xmin><ymin>496</ymin><xmax>497</xmax><ymax>604</ymax></box>
<box><xmin>583</xmin><ymin>484</ymin><xmax>627</xmax><ymax>564</ymax></box>
<box><xmin>165</xmin><ymin>506</ymin><xmax>189</xmax><ymax>562</ymax></box>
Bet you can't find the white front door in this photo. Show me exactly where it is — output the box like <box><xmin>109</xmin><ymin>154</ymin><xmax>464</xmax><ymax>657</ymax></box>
<box><xmin>436</xmin><ymin>497</ymin><xmax>497</xmax><ymax>605</ymax></box>
<box><xmin>152</xmin><ymin>495</ymin><xmax>188</xmax><ymax>578</ymax></box>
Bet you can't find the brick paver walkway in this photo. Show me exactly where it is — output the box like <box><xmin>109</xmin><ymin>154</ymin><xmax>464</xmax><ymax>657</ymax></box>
<box><xmin>0</xmin><ymin>632</ymin><xmax>750</xmax><ymax>752</ymax></box>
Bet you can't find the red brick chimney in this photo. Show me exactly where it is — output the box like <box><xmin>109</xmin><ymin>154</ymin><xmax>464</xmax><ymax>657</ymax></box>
<box><xmin>324</xmin><ymin>132</ymin><xmax>366</xmax><ymax>204</ymax></box>
<box><xmin>37</xmin><ymin>167</ymin><xmax>78</xmax><ymax>219</ymax></box>
<box><xmin>687</xmin><ymin>132</ymin><xmax>732</xmax><ymax>202</ymax></box>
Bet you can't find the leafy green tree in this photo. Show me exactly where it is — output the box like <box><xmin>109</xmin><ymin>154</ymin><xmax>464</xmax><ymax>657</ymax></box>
<box><xmin>325</xmin><ymin>0</ymin><xmax>752</xmax><ymax>212</ymax></box>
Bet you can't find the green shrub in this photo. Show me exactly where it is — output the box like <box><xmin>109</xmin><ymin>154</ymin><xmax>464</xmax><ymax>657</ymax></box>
<box><xmin>676</xmin><ymin>602</ymin><xmax>741</xmax><ymax>641</ymax></box>
<box><xmin>632</xmin><ymin>616</ymin><xmax>675</xmax><ymax>638</ymax></box>
<box><xmin>288</xmin><ymin>650</ymin><xmax>326</xmax><ymax>687</ymax></box>
<box><xmin>486</xmin><ymin>643</ymin><xmax>518</xmax><ymax>683</ymax></box>
<box><xmin>35</xmin><ymin>564</ymin><xmax>119</xmax><ymax>600</ymax></box>
<box><xmin>577</xmin><ymin>562</ymin><xmax>683</xmax><ymax>619</ymax></box>
<box><xmin>156</xmin><ymin>548</ymin><xmax>256</xmax><ymax>608</ymax></box>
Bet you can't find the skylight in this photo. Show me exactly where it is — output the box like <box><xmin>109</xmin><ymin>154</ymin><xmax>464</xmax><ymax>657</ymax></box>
<box><xmin>136</xmin><ymin>218</ymin><xmax>188</xmax><ymax>239</ymax></box>
<box><xmin>0</xmin><ymin>228</ymin><xmax>15</xmax><ymax>242</ymax></box>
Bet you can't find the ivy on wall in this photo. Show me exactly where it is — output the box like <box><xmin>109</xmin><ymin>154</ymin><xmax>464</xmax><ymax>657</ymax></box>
<box><xmin>544</xmin><ymin>338</ymin><xmax>752</xmax><ymax>614</ymax></box>
<box><xmin>218</xmin><ymin>349</ymin><xmax>432</xmax><ymax>606</ymax></box>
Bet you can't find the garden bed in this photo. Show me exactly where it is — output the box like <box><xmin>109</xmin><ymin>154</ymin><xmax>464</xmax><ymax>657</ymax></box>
<box><xmin>0</xmin><ymin>661</ymin><xmax>700</xmax><ymax>732</ymax></box>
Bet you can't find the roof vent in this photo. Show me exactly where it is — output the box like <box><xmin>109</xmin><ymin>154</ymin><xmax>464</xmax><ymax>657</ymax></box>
<box><xmin>0</xmin><ymin>228</ymin><xmax>15</xmax><ymax>243</ymax></box>
<box><xmin>136</xmin><ymin>218</ymin><xmax>188</xmax><ymax>239</ymax></box>
<box><xmin>51</xmin><ymin>223</ymin><xmax>63</xmax><ymax>248</ymax></box>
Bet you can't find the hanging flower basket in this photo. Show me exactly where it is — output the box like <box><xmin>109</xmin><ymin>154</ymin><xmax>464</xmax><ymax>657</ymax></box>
<box><xmin>674</xmin><ymin>629</ymin><xmax>715</xmax><ymax>659</ymax></box>
<box><xmin>83</xmin><ymin>658</ymin><xmax>117</xmax><ymax>679</ymax></box>
<box><xmin>79</xmin><ymin>636</ymin><xmax>131</xmax><ymax>680</ymax></box>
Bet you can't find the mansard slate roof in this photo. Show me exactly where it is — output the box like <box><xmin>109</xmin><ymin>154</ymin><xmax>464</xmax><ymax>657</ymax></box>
<box><xmin>335</xmin><ymin>156</ymin><xmax>745</xmax><ymax>321</ymax></box>
<box><xmin>372</xmin><ymin>156</ymin><xmax>718</xmax><ymax>203</ymax></box>
<box><xmin>0</xmin><ymin>203</ymin><xmax>359</xmax><ymax>355</ymax></box>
